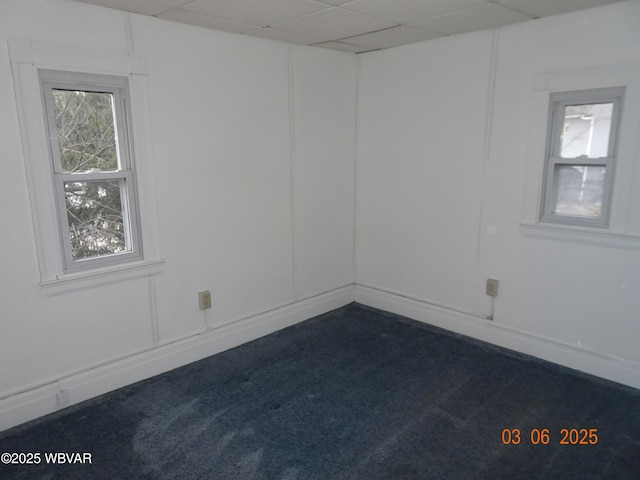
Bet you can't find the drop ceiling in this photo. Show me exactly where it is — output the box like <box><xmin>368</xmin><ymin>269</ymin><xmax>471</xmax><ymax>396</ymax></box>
<box><xmin>71</xmin><ymin>0</ymin><xmax>624</xmax><ymax>53</ymax></box>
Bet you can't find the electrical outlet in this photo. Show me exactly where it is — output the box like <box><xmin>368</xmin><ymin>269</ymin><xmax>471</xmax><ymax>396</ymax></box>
<box><xmin>198</xmin><ymin>290</ymin><xmax>212</xmax><ymax>310</ymax></box>
<box><xmin>56</xmin><ymin>389</ymin><xmax>69</xmax><ymax>406</ymax></box>
<box><xmin>486</xmin><ymin>278</ymin><xmax>499</xmax><ymax>297</ymax></box>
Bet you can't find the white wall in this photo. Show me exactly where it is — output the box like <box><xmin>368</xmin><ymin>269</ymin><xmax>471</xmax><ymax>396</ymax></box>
<box><xmin>0</xmin><ymin>0</ymin><xmax>355</xmax><ymax>430</ymax></box>
<box><xmin>356</xmin><ymin>1</ymin><xmax>640</xmax><ymax>388</ymax></box>
<box><xmin>2</xmin><ymin>0</ymin><xmax>639</xmax><ymax>433</ymax></box>
<box><xmin>356</xmin><ymin>31</ymin><xmax>493</xmax><ymax>312</ymax></box>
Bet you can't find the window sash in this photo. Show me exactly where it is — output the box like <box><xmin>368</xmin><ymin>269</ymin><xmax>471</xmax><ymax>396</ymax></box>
<box><xmin>542</xmin><ymin>157</ymin><xmax>613</xmax><ymax>227</ymax></box>
<box><xmin>53</xmin><ymin>170</ymin><xmax>142</xmax><ymax>271</ymax></box>
<box><xmin>550</xmin><ymin>97</ymin><xmax>622</xmax><ymax>159</ymax></box>
<box><xmin>40</xmin><ymin>71</ymin><xmax>132</xmax><ymax>174</ymax></box>
<box><xmin>40</xmin><ymin>70</ymin><xmax>142</xmax><ymax>272</ymax></box>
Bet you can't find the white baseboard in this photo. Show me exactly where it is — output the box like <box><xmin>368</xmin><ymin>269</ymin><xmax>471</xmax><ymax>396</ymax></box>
<box><xmin>355</xmin><ymin>284</ymin><xmax>640</xmax><ymax>390</ymax></box>
<box><xmin>4</xmin><ymin>283</ymin><xmax>637</xmax><ymax>434</ymax></box>
<box><xmin>0</xmin><ymin>285</ymin><xmax>354</xmax><ymax>433</ymax></box>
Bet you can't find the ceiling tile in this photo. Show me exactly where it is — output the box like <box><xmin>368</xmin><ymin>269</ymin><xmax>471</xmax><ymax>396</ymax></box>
<box><xmin>158</xmin><ymin>9</ymin><xmax>259</xmax><ymax>33</ymax></box>
<box><xmin>141</xmin><ymin>0</ymin><xmax>194</xmax><ymax>7</ymax></box>
<box><xmin>312</xmin><ymin>41</ymin><xmax>373</xmax><ymax>53</ymax></box>
<box><xmin>69</xmin><ymin>0</ymin><xmax>627</xmax><ymax>53</ymax></box>
<box><xmin>246</xmin><ymin>27</ymin><xmax>326</xmax><ymax>45</ymax></box>
<box><xmin>314</xmin><ymin>0</ymin><xmax>354</xmax><ymax>5</ymax></box>
<box><xmin>182</xmin><ymin>0</ymin><xmax>328</xmax><ymax>27</ymax></box>
<box><xmin>343</xmin><ymin>0</ymin><xmax>486</xmax><ymax>24</ymax></box>
<box><xmin>273</xmin><ymin>7</ymin><xmax>396</xmax><ymax>42</ymax></box>
<box><xmin>411</xmin><ymin>3</ymin><xmax>533</xmax><ymax>36</ymax></box>
<box><xmin>342</xmin><ymin>25</ymin><xmax>443</xmax><ymax>49</ymax></box>
<box><xmin>75</xmin><ymin>0</ymin><xmax>171</xmax><ymax>15</ymax></box>
<box><xmin>496</xmin><ymin>0</ymin><xmax>622</xmax><ymax>18</ymax></box>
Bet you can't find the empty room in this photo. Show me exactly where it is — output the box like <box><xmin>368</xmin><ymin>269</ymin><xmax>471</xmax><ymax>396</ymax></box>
<box><xmin>1</xmin><ymin>0</ymin><xmax>639</xmax><ymax>478</ymax></box>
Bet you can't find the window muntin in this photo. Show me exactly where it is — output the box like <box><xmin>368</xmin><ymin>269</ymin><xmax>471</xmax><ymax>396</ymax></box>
<box><xmin>541</xmin><ymin>88</ymin><xmax>624</xmax><ymax>228</ymax></box>
<box><xmin>41</xmin><ymin>70</ymin><xmax>142</xmax><ymax>271</ymax></box>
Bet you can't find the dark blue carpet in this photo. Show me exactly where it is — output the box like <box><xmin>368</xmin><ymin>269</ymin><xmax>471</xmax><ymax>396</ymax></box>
<box><xmin>1</xmin><ymin>303</ymin><xmax>639</xmax><ymax>479</ymax></box>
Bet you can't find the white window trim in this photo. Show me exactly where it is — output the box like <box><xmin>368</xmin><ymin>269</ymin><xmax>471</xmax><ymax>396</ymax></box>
<box><xmin>9</xmin><ymin>40</ymin><xmax>164</xmax><ymax>295</ymax></box>
<box><xmin>520</xmin><ymin>63</ymin><xmax>640</xmax><ymax>247</ymax></box>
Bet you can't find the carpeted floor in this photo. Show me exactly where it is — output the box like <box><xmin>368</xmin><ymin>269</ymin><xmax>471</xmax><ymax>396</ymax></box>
<box><xmin>1</xmin><ymin>303</ymin><xmax>639</xmax><ymax>479</ymax></box>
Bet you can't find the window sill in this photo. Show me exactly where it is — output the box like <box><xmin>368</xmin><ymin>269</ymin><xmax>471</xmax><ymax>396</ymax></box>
<box><xmin>519</xmin><ymin>222</ymin><xmax>640</xmax><ymax>250</ymax></box>
<box><xmin>41</xmin><ymin>259</ymin><xmax>165</xmax><ymax>296</ymax></box>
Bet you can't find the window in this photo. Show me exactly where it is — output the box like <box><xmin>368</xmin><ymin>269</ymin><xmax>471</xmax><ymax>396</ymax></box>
<box><xmin>9</xmin><ymin>41</ymin><xmax>163</xmax><ymax>294</ymax></box>
<box><xmin>40</xmin><ymin>70</ymin><xmax>142</xmax><ymax>271</ymax></box>
<box><xmin>521</xmin><ymin>65</ymin><xmax>640</xmax><ymax>246</ymax></box>
<box><xmin>540</xmin><ymin>87</ymin><xmax>624</xmax><ymax>228</ymax></box>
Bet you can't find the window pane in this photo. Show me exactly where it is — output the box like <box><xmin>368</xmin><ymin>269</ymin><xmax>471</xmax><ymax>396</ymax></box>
<box><xmin>64</xmin><ymin>179</ymin><xmax>128</xmax><ymax>259</ymax></box>
<box><xmin>560</xmin><ymin>103</ymin><xmax>613</xmax><ymax>158</ymax></box>
<box><xmin>553</xmin><ymin>165</ymin><xmax>606</xmax><ymax>218</ymax></box>
<box><xmin>52</xmin><ymin>89</ymin><xmax>119</xmax><ymax>172</ymax></box>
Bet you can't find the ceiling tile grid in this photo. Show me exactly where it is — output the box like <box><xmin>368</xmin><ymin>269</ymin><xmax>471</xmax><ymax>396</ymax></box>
<box><xmin>495</xmin><ymin>0</ymin><xmax>622</xmax><ymax>17</ymax></box>
<box><xmin>341</xmin><ymin>0</ymin><xmax>488</xmax><ymax>24</ymax></box>
<box><xmin>70</xmin><ymin>0</ymin><xmax>625</xmax><ymax>53</ymax></box>
<box><xmin>157</xmin><ymin>8</ymin><xmax>259</xmax><ymax>33</ymax></box>
<box><xmin>341</xmin><ymin>25</ymin><xmax>443</xmax><ymax>49</ymax></box>
<box><xmin>410</xmin><ymin>3</ymin><xmax>533</xmax><ymax>36</ymax></box>
<box><xmin>272</xmin><ymin>7</ymin><xmax>396</xmax><ymax>41</ymax></box>
<box><xmin>181</xmin><ymin>0</ymin><xmax>327</xmax><ymax>26</ymax></box>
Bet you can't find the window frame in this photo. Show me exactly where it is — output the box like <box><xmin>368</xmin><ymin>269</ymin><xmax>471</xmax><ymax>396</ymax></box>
<box><xmin>540</xmin><ymin>87</ymin><xmax>625</xmax><ymax>228</ymax></box>
<box><xmin>40</xmin><ymin>70</ymin><xmax>144</xmax><ymax>272</ymax></box>
<box><xmin>9</xmin><ymin>40</ymin><xmax>164</xmax><ymax>295</ymax></box>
